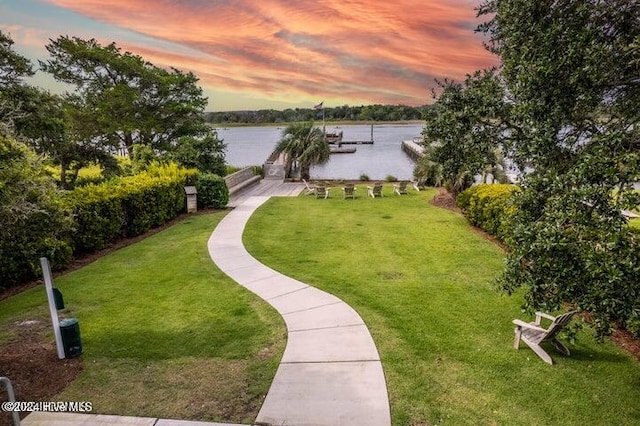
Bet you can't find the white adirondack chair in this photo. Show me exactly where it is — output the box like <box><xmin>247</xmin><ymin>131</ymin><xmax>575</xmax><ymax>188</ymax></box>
<box><xmin>314</xmin><ymin>185</ymin><xmax>330</xmax><ymax>199</ymax></box>
<box><xmin>367</xmin><ymin>183</ymin><xmax>383</xmax><ymax>198</ymax></box>
<box><xmin>342</xmin><ymin>183</ymin><xmax>356</xmax><ymax>199</ymax></box>
<box><xmin>513</xmin><ymin>311</ymin><xmax>577</xmax><ymax>365</ymax></box>
<box><xmin>393</xmin><ymin>181</ymin><xmax>408</xmax><ymax>195</ymax></box>
<box><xmin>302</xmin><ymin>179</ymin><xmax>315</xmax><ymax>195</ymax></box>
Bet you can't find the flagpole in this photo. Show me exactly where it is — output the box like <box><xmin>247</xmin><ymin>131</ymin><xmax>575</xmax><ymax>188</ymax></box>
<box><xmin>314</xmin><ymin>101</ymin><xmax>325</xmax><ymax>137</ymax></box>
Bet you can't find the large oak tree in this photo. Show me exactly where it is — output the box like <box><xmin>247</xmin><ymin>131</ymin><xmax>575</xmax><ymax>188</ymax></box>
<box><xmin>476</xmin><ymin>0</ymin><xmax>640</xmax><ymax>336</ymax></box>
<box><xmin>41</xmin><ymin>36</ymin><xmax>223</xmax><ymax>159</ymax></box>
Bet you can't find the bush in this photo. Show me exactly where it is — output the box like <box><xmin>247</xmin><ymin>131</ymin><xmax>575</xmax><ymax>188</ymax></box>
<box><xmin>251</xmin><ymin>165</ymin><xmax>263</xmax><ymax>177</ymax></box>
<box><xmin>0</xmin><ymin>136</ymin><xmax>73</xmax><ymax>289</ymax></box>
<box><xmin>67</xmin><ymin>163</ymin><xmax>197</xmax><ymax>252</ymax></box>
<box><xmin>226</xmin><ymin>165</ymin><xmax>242</xmax><ymax>175</ymax></box>
<box><xmin>196</xmin><ymin>173</ymin><xmax>229</xmax><ymax>209</ymax></box>
<box><xmin>457</xmin><ymin>184</ymin><xmax>518</xmax><ymax>241</ymax></box>
<box><xmin>169</xmin><ymin>134</ymin><xmax>226</xmax><ymax>176</ymax></box>
<box><xmin>74</xmin><ymin>164</ymin><xmax>107</xmax><ymax>187</ymax></box>
<box><xmin>66</xmin><ymin>184</ymin><xmax>125</xmax><ymax>252</ymax></box>
<box><xmin>385</xmin><ymin>175</ymin><xmax>397</xmax><ymax>182</ymax></box>
<box><xmin>359</xmin><ymin>173</ymin><xmax>370</xmax><ymax>181</ymax></box>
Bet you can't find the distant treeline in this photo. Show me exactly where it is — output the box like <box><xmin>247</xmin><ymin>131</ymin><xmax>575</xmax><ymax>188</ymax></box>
<box><xmin>205</xmin><ymin>104</ymin><xmax>428</xmax><ymax>124</ymax></box>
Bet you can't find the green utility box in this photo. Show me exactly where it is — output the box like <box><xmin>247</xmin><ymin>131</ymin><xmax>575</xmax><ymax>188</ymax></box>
<box><xmin>59</xmin><ymin>317</ymin><xmax>83</xmax><ymax>358</ymax></box>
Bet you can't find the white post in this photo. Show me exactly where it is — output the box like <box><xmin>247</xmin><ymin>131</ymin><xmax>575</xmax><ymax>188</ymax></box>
<box><xmin>40</xmin><ymin>257</ymin><xmax>65</xmax><ymax>359</ymax></box>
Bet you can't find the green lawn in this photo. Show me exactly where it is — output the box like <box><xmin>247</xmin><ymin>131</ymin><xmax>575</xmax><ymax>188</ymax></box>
<box><xmin>2</xmin><ymin>187</ymin><xmax>638</xmax><ymax>425</ymax></box>
<box><xmin>243</xmin><ymin>186</ymin><xmax>640</xmax><ymax>425</ymax></box>
<box><xmin>0</xmin><ymin>212</ymin><xmax>285</xmax><ymax>424</ymax></box>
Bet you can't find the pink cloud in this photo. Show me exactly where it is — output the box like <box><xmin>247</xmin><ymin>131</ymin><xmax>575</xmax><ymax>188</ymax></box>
<box><xmin>43</xmin><ymin>0</ymin><xmax>498</xmax><ymax>108</ymax></box>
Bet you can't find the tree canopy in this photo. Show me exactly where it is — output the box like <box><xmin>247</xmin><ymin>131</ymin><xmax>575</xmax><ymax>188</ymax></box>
<box><xmin>474</xmin><ymin>0</ymin><xmax>640</xmax><ymax>336</ymax></box>
<box><xmin>420</xmin><ymin>69</ymin><xmax>510</xmax><ymax>194</ymax></box>
<box><xmin>0</xmin><ymin>30</ymin><xmax>33</xmax><ymax>86</ymax></box>
<box><xmin>40</xmin><ymin>36</ymin><xmax>216</xmax><ymax>156</ymax></box>
<box><xmin>206</xmin><ymin>104</ymin><xmax>426</xmax><ymax>124</ymax></box>
<box><xmin>422</xmin><ymin>1</ymin><xmax>640</xmax><ymax>336</ymax></box>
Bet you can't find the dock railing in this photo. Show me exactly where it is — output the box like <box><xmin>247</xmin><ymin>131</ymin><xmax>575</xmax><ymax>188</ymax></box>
<box><xmin>224</xmin><ymin>167</ymin><xmax>261</xmax><ymax>196</ymax></box>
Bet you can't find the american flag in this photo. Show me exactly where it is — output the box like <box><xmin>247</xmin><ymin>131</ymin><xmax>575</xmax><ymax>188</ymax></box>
<box><xmin>313</xmin><ymin>101</ymin><xmax>324</xmax><ymax>109</ymax></box>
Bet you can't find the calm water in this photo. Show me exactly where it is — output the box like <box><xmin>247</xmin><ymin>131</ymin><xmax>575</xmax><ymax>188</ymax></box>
<box><xmin>218</xmin><ymin>124</ymin><xmax>423</xmax><ymax>180</ymax></box>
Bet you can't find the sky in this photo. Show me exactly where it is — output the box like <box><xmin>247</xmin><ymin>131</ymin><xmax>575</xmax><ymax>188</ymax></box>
<box><xmin>0</xmin><ymin>0</ymin><xmax>498</xmax><ymax>111</ymax></box>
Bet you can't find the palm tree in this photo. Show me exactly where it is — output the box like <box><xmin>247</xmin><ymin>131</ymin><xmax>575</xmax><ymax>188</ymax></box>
<box><xmin>481</xmin><ymin>148</ymin><xmax>510</xmax><ymax>184</ymax></box>
<box><xmin>274</xmin><ymin>122</ymin><xmax>329</xmax><ymax>180</ymax></box>
<box><xmin>413</xmin><ymin>141</ymin><xmax>444</xmax><ymax>187</ymax></box>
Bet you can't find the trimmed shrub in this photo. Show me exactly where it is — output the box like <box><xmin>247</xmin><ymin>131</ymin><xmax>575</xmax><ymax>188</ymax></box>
<box><xmin>197</xmin><ymin>173</ymin><xmax>229</xmax><ymax>209</ymax></box>
<box><xmin>74</xmin><ymin>164</ymin><xmax>106</xmax><ymax>187</ymax></box>
<box><xmin>66</xmin><ymin>163</ymin><xmax>197</xmax><ymax>252</ymax></box>
<box><xmin>66</xmin><ymin>184</ymin><xmax>125</xmax><ymax>252</ymax></box>
<box><xmin>457</xmin><ymin>184</ymin><xmax>518</xmax><ymax>241</ymax></box>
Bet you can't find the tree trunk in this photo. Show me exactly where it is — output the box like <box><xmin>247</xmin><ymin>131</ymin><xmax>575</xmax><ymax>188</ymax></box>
<box><xmin>301</xmin><ymin>165</ymin><xmax>311</xmax><ymax>181</ymax></box>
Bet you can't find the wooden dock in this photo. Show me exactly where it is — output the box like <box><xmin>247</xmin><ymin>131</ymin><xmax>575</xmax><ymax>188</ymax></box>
<box><xmin>401</xmin><ymin>139</ymin><xmax>425</xmax><ymax>160</ymax></box>
<box><xmin>332</xmin><ymin>140</ymin><xmax>374</xmax><ymax>145</ymax></box>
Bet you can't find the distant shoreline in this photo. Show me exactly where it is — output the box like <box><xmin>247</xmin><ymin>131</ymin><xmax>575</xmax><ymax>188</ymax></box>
<box><xmin>210</xmin><ymin>120</ymin><xmax>425</xmax><ymax>128</ymax></box>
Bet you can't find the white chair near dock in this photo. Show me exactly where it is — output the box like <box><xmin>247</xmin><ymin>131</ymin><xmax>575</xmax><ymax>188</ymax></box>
<box><xmin>411</xmin><ymin>179</ymin><xmax>425</xmax><ymax>191</ymax></box>
<box><xmin>302</xmin><ymin>179</ymin><xmax>315</xmax><ymax>195</ymax></box>
<box><xmin>342</xmin><ymin>183</ymin><xmax>356</xmax><ymax>199</ymax></box>
<box><xmin>393</xmin><ymin>181</ymin><xmax>408</xmax><ymax>195</ymax></box>
<box><xmin>367</xmin><ymin>183</ymin><xmax>383</xmax><ymax>198</ymax></box>
<box><xmin>315</xmin><ymin>184</ymin><xmax>330</xmax><ymax>199</ymax></box>
<box><xmin>513</xmin><ymin>311</ymin><xmax>577</xmax><ymax>365</ymax></box>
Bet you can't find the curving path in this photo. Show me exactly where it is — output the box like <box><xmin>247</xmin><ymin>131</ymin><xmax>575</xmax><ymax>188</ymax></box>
<box><xmin>208</xmin><ymin>191</ymin><xmax>391</xmax><ymax>426</ymax></box>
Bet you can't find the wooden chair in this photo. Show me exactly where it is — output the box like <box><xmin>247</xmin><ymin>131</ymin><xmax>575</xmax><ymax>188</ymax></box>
<box><xmin>393</xmin><ymin>181</ymin><xmax>408</xmax><ymax>195</ymax></box>
<box><xmin>367</xmin><ymin>183</ymin><xmax>383</xmax><ymax>198</ymax></box>
<box><xmin>513</xmin><ymin>311</ymin><xmax>577</xmax><ymax>365</ymax></box>
<box><xmin>314</xmin><ymin>185</ymin><xmax>330</xmax><ymax>199</ymax></box>
<box><xmin>342</xmin><ymin>183</ymin><xmax>356</xmax><ymax>199</ymax></box>
<box><xmin>302</xmin><ymin>179</ymin><xmax>315</xmax><ymax>195</ymax></box>
<box><xmin>411</xmin><ymin>179</ymin><xmax>425</xmax><ymax>191</ymax></box>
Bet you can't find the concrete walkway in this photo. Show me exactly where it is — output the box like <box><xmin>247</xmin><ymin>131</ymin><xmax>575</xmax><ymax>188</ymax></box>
<box><xmin>20</xmin><ymin>182</ymin><xmax>391</xmax><ymax>426</ymax></box>
<box><xmin>208</xmin><ymin>192</ymin><xmax>391</xmax><ymax>425</ymax></box>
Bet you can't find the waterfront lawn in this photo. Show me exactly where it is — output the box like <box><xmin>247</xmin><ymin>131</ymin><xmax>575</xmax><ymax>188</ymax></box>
<box><xmin>0</xmin><ymin>212</ymin><xmax>285</xmax><ymax>424</ymax></box>
<box><xmin>243</xmin><ymin>188</ymin><xmax>640</xmax><ymax>426</ymax></box>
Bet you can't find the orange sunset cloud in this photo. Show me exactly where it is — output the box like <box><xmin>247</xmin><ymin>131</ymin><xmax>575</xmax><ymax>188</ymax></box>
<box><xmin>26</xmin><ymin>0</ymin><xmax>498</xmax><ymax>109</ymax></box>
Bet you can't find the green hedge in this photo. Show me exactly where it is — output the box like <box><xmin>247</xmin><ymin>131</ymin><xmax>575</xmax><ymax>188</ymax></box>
<box><xmin>456</xmin><ymin>184</ymin><xmax>518</xmax><ymax>241</ymax></box>
<box><xmin>67</xmin><ymin>164</ymin><xmax>197</xmax><ymax>253</ymax></box>
<box><xmin>196</xmin><ymin>173</ymin><xmax>229</xmax><ymax>209</ymax></box>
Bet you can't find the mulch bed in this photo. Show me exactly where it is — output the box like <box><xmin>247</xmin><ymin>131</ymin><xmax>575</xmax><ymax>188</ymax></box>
<box><xmin>428</xmin><ymin>187</ymin><xmax>461</xmax><ymax>212</ymax></box>
<box><xmin>0</xmin><ymin>320</ymin><xmax>83</xmax><ymax>425</ymax></box>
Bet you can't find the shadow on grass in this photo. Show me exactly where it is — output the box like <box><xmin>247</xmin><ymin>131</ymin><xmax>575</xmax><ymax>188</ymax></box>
<box><xmin>83</xmin><ymin>318</ymin><xmax>267</xmax><ymax>361</ymax></box>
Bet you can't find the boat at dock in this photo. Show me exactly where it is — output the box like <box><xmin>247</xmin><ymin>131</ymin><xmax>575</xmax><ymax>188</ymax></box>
<box><xmin>325</xmin><ymin>131</ymin><xmax>343</xmax><ymax>143</ymax></box>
